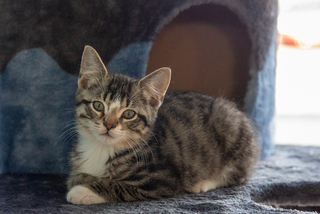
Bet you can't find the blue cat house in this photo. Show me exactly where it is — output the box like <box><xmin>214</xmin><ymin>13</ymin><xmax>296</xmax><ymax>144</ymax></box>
<box><xmin>1</xmin><ymin>0</ymin><xmax>320</xmax><ymax>213</ymax></box>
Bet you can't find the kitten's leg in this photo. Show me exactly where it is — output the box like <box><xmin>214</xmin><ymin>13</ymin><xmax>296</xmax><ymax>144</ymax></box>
<box><xmin>67</xmin><ymin>173</ymin><xmax>176</xmax><ymax>204</ymax></box>
<box><xmin>190</xmin><ymin>180</ymin><xmax>218</xmax><ymax>193</ymax></box>
<box><xmin>67</xmin><ymin>173</ymin><xmax>107</xmax><ymax>205</ymax></box>
<box><xmin>67</xmin><ymin>185</ymin><xmax>106</xmax><ymax>205</ymax></box>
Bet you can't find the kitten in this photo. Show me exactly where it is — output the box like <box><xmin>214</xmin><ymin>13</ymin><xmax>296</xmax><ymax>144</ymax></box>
<box><xmin>66</xmin><ymin>46</ymin><xmax>259</xmax><ymax>205</ymax></box>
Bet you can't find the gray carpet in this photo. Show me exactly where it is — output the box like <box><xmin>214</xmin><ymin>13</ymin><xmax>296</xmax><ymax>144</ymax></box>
<box><xmin>1</xmin><ymin>145</ymin><xmax>319</xmax><ymax>213</ymax></box>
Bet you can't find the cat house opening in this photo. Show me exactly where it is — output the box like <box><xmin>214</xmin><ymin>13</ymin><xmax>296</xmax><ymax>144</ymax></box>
<box><xmin>146</xmin><ymin>4</ymin><xmax>251</xmax><ymax>107</ymax></box>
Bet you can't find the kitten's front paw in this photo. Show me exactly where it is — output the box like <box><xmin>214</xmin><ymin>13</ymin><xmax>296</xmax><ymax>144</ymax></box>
<box><xmin>67</xmin><ymin>185</ymin><xmax>106</xmax><ymax>205</ymax></box>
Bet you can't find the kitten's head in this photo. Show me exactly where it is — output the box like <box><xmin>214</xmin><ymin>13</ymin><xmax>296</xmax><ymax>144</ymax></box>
<box><xmin>75</xmin><ymin>46</ymin><xmax>171</xmax><ymax>149</ymax></box>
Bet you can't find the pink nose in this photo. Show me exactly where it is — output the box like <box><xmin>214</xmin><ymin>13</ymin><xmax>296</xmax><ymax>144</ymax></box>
<box><xmin>104</xmin><ymin>123</ymin><xmax>116</xmax><ymax>131</ymax></box>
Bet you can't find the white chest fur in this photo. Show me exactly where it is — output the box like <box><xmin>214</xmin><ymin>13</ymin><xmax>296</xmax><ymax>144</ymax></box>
<box><xmin>75</xmin><ymin>135</ymin><xmax>116</xmax><ymax>177</ymax></box>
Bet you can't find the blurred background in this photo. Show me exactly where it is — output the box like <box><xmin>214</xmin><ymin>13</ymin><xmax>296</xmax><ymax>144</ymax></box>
<box><xmin>275</xmin><ymin>0</ymin><xmax>320</xmax><ymax>146</ymax></box>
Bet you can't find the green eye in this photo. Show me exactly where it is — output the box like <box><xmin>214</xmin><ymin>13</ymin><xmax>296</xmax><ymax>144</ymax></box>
<box><xmin>122</xmin><ymin>110</ymin><xmax>136</xmax><ymax>119</ymax></box>
<box><xmin>93</xmin><ymin>101</ymin><xmax>104</xmax><ymax>112</ymax></box>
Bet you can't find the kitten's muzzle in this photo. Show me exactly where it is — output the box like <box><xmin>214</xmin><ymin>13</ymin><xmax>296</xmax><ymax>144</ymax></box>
<box><xmin>104</xmin><ymin>122</ymin><xmax>116</xmax><ymax>131</ymax></box>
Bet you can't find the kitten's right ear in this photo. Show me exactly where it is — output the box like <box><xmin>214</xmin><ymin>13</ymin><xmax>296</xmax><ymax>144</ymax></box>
<box><xmin>138</xmin><ymin>67</ymin><xmax>171</xmax><ymax>108</ymax></box>
<box><xmin>78</xmin><ymin>46</ymin><xmax>108</xmax><ymax>89</ymax></box>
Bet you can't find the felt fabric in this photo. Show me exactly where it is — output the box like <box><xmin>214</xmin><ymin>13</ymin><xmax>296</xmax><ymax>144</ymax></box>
<box><xmin>1</xmin><ymin>145</ymin><xmax>319</xmax><ymax>213</ymax></box>
<box><xmin>0</xmin><ymin>0</ymin><xmax>277</xmax><ymax>75</ymax></box>
<box><xmin>0</xmin><ymin>1</ymin><xmax>278</xmax><ymax>175</ymax></box>
<box><xmin>0</xmin><ymin>48</ymin><xmax>77</xmax><ymax>174</ymax></box>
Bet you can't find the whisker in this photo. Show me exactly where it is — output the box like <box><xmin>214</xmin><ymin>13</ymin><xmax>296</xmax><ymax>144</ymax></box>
<box><xmin>59</xmin><ymin>108</ymin><xmax>75</xmax><ymax>116</ymax></box>
<box><xmin>129</xmin><ymin>86</ymin><xmax>145</xmax><ymax>102</ymax></box>
<box><xmin>123</xmin><ymin>136</ymin><xmax>141</xmax><ymax>167</ymax></box>
<box><xmin>56</xmin><ymin>125</ymin><xmax>78</xmax><ymax>146</ymax></box>
<box><xmin>137</xmin><ymin>136</ymin><xmax>155</xmax><ymax>165</ymax></box>
<box><xmin>128</xmin><ymin>136</ymin><xmax>150</xmax><ymax>169</ymax></box>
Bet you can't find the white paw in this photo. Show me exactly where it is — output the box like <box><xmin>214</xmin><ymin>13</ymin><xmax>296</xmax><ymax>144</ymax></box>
<box><xmin>67</xmin><ymin>185</ymin><xmax>106</xmax><ymax>205</ymax></box>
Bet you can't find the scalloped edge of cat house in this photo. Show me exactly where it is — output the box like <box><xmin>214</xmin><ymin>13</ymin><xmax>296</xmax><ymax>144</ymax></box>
<box><xmin>0</xmin><ymin>0</ymin><xmax>277</xmax><ymax>175</ymax></box>
<box><xmin>107</xmin><ymin>0</ymin><xmax>278</xmax><ymax>158</ymax></box>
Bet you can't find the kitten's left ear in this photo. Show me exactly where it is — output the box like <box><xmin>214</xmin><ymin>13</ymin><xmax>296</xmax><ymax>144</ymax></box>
<box><xmin>78</xmin><ymin>46</ymin><xmax>108</xmax><ymax>89</ymax></box>
<box><xmin>138</xmin><ymin>67</ymin><xmax>171</xmax><ymax>108</ymax></box>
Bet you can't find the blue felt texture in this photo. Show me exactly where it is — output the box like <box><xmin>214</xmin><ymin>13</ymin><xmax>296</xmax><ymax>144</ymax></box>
<box><xmin>246</xmin><ymin>43</ymin><xmax>276</xmax><ymax>159</ymax></box>
<box><xmin>0</xmin><ymin>48</ymin><xmax>77</xmax><ymax>174</ymax></box>
<box><xmin>107</xmin><ymin>42</ymin><xmax>153</xmax><ymax>79</ymax></box>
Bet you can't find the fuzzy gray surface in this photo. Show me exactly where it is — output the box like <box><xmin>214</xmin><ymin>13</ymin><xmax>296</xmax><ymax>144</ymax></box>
<box><xmin>1</xmin><ymin>145</ymin><xmax>319</xmax><ymax>213</ymax></box>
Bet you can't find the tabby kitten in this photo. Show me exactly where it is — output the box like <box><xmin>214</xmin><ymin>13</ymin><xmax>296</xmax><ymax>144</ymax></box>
<box><xmin>66</xmin><ymin>46</ymin><xmax>259</xmax><ymax>205</ymax></box>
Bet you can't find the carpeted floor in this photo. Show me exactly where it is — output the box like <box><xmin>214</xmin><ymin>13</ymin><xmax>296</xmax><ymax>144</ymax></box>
<box><xmin>1</xmin><ymin>145</ymin><xmax>319</xmax><ymax>213</ymax></box>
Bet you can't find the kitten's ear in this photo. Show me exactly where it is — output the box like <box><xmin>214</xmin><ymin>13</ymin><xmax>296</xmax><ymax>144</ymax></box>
<box><xmin>138</xmin><ymin>67</ymin><xmax>171</xmax><ymax>108</ymax></box>
<box><xmin>78</xmin><ymin>46</ymin><xmax>108</xmax><ymax>89</ymax></box>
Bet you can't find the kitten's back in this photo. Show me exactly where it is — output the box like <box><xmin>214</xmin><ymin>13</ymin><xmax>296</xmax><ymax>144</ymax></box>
<box><xmin>151</xmin><ymin>91</ymin><xmax>259</xmax><ymax>193</ymax></box>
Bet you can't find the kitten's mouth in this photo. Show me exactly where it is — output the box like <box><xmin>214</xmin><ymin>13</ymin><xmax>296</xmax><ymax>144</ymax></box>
<box><xmin>101</xmin><ymin>132</ymin><xmax>114</xmax><ymax>139</ymax></box>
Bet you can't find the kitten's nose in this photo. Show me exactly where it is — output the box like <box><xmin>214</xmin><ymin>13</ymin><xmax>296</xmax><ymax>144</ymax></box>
<box><xmin>104</xmin><ymin>122</ymin><xmax>116</xmax><ymax>131</ymax></box>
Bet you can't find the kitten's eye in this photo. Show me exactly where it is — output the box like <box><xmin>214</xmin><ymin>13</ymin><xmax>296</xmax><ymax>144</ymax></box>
<box><xmin>93</xmin><ymin>101</ymin><xmax>104</xmax><ymax>112</ymax></box>
<box><xmin>122</xmin><ymin>110</ymin><xmax>136</xmax><ymax>119</ymax></box>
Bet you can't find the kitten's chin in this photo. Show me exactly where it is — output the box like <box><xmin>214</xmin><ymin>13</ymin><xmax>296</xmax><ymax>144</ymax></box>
<box><xmin>96</xmin><ymin>132</ymin><xmax>143</xmax><ymax>151</ymax></box>
<box><xmin>99</xmin><ymin>133</ymin><xmax>116</xmax><ymax>143</ymax></box>
<box><xmin>77</xmin><ymin>126</ymin><xmax>122</xmax><ymax>148</ymax></box>
<box><xmin>96</xmin><ymin>131</ymin><xmax>125</xmax><ymax>147</ymax></box>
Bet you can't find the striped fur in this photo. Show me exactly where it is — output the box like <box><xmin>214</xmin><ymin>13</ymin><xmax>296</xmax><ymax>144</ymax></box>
<box><xmin>66</xmin><ymin>46</ymin><xmax>259</xmax><ymax>204</ymax></box>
